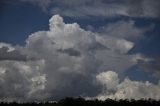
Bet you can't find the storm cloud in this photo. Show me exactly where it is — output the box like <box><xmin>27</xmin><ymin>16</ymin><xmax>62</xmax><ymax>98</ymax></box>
<box><xmin>0</xmin><ymin>14</ymin><xmax>158</xmax><ymax>102</ymax></box>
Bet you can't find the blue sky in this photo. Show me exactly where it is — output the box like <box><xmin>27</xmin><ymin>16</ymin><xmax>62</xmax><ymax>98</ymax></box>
<box><xmin>0</xmin><ymin>0</ymin><xmax>160</xmax><ymax>101</ymax></box>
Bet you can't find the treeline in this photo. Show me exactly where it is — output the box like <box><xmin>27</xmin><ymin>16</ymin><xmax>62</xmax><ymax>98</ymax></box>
<box><xmin>0</xmin><ymin>97</ymin><xmax>160</xmax><ymax>106</ymax></box>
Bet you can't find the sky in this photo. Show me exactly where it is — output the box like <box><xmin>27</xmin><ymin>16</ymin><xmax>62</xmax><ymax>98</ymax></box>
<box><xmin>0</xmin><ymin>0</ymin><xmax>160</xmax><ymax>102</ymax></box>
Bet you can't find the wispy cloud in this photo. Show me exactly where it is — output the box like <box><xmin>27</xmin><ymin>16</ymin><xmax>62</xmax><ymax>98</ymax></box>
<box><xmin>17</xmin><ymin>0</ymin><xmax>160</xmax><ymax>18</ymax></box>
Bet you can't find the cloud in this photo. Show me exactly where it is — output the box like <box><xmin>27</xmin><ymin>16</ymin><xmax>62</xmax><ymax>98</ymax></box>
<box><xmin>0</xmin><ymin>59</ymin><xmax>46</xmax><ymax>102</ymax></box>
<box><xmin>0</xmin><ymin>15</ymin><xmax>155</xmax><ymax>102</ymax></box>
<box><xmin>129</xmin><ymin>53</ymin><xmax>160</xmax><ymax>80</ymax></box>
<box><xmin>5</xmin><ymin>0</ymin><xmax>157</xmax><ymax>19</ymax></box>
<box><xmin>0</xmin><ymin>43</ymin><xmax>37</xmax><ymax>61</ymax></box>
<box><xmin>143</xmin><ymin>63</ymin><xmax>160</xmax><ymax>78</ymax></box>
<box><xmin>131</xmin><ymin>54</ymin><xmax>154</xmax><ymax>63</ymax></box>
<box><xmin>50</xmin><ymin>0</ymin><xmax>160</xmax><ymax>18</ymax></box>
<box><xmin>19</xmin><ymin>0</ymin><xmax>52</xmax><ymax>11</ymax></box>
<box><xmin>98</xmin><ymin>20</ymin><xmax>149</xmax><ymax>41</ymax></box>
<box><xmin>96</xmin><ymin>35</ymin><xmax>134</xmax><ymax>54</ymax></box>
<box><xmin>96</xmin><ymin>71</ymin><xmax>119</xmax><ymax>91</ymax></box>
<box><xmin>127</xmin><ymin>0</ymin><xmax>160</xmax><ymax>18</ymax></box>
<box><xmin>0</xmin><ymin>43</ymin><xmax>15</xmax><ymax>52</ymax></box>
<box><xmin>137</xmin><ymin>56</ymin><xmax>160</xmax><ymax>79</ymax></box>
<box><xmin>95</xmin><ymin>70</ymin><xmax>160</xmax><ymax>100</ymax></box>
<box><xmin>0</xmin><ymin>49</ymin><xmax>26</xmax><ymax>61</ymax></box>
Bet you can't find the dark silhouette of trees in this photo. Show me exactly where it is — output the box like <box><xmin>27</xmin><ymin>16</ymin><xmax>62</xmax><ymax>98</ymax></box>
<box><xmin>0</xmin><ymin>97</ymin><xmax>160</xmax><ymax>106</ymax></box>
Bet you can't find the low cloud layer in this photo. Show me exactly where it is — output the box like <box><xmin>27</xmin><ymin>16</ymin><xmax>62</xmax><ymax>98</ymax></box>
<box><xmin>0</xmin><ymin>15</ymin><xmax>158</xmax><ymax>102</ymax></box>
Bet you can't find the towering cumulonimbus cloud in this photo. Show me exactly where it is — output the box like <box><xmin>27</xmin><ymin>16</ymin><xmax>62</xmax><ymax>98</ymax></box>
<box><xmin>0</xmin><ymin>14</ymin><xmax>158</xmax><ymax>102</ymax></box>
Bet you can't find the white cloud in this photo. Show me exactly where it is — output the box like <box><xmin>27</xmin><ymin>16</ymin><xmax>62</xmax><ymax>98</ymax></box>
<box><xmin>96</xmin><ymin>71</ymin><xmax>119</xmax><ymax>91</ymax></box>
<box><xmin>95</xmin><ymin>70</ymin><xmax>160</xmax><ymax>100</ymax></box>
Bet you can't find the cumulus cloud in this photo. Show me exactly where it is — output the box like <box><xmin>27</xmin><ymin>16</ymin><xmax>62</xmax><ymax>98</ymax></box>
<box><xmin>96</xmin><ymin>71</ymin><xmax>119</xmax><ymax>91</ymax></box>
<box><xmin>0</xmin><ymin>15</ymin><xmax>155</xmax><ymax>102</ymax></box>
<box><xmin>95</xmin><ymin>70</ymin><xmax>160</xmax><ymax>100</ymax></box>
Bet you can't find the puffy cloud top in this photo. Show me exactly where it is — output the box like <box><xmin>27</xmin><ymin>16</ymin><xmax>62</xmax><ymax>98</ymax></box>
<box><xmin>96</xmin><ymin>71</ymin><xmax>119</xmax><ymax>91</ymax></box>
<box><xmin>49</xmin><ymin>14</ymin><xmax>65</xmax><ymax>30</ymax></box>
